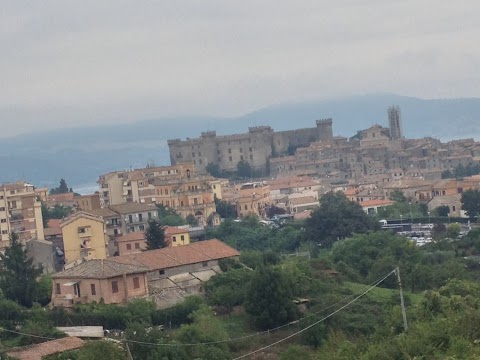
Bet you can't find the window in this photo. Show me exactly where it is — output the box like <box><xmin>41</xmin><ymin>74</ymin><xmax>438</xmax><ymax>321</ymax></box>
<box><xmin>0</xmin><ymin>219</ymin><xmax>6</xmax><ymax>223</ymax></box>
<box><xmin>192</xmin><ymin>152</ymin><xmax>195</xmax><ymax>157</ymax></box>
<box><xmin>240</xmin><ymin>155</ymin><xmax>244</xmax><ymax>161</ymax></box>
<box><xmin>229</xmin><ymin>156</ymin><xmax>232</xmax><ymax>162</ymax></box>
<box><xmin>129</xmin><ymin>215</ymin><xmax>133</xmax><ymax>223</ymax></box>
<box><xmin>78</xmin><ymin>227</ymin><xmax>86</xmax><ymax>234</ymax></box>
<box><xmin>56</xmin><ymin>283</ymin><xmax>61</xmax><ymax>295</ymax></box>
<box><xmin>91</xmin><ymin>284</ymin><xmax>96</xmax><ymax>296</ymax></box>
<box><xmin>0</xmin><ymin>207</ymin><xmax>5</xmax><ymax>211</ymax></box>
<box><xmin>10</xmin><ymin>190</ymin><xmax>15</xmax><ymax>195</ymax></box>
<box><xmin>148</xmin><ymin>212</ymin><xmax>152</xmax><ymax>220</ymax></box>
<box><xmin>111</xmin><ymin>281</ymin><xmax>119</xmax><ymax>293</ymax></box>
<box><xmin>133</xmin><ymin>277</ymin><xmax>140</xmax><ymax>289</ymax></box>
<box><xmin>181</xmin><ymin>235</ymin><xmax>185</xmax><ymax>241</ymax></box>
<box><xmin>173</xmin><ymin>236</ymin><xmax>177</xmax><ymax>242</ymax></box>
<box><xmin>126</xmin><ymin>244</ymin><xmax>132</xmax><ymax>250</ymax></box>
<box><xmin>249</xmin><ymin>147</ymin><xmax>253</xmax><ymax>152</ymax></box>
<box><xmin>135</xmin><ymin>242</ymin><xmax>140</xmax><ymax>249</ymax></box>
<box><xmin>202</xmin><ymin>261</ymin><xmax>208</xmax><ymax>267</ymax></box>
<box><xmin>2</xmin><ymin>230</ymin><xmax>8</xmax><ymax>234</ymax></box>
<box><xmin>159</xmin><ymin>269</ymin><xmax>165</xmax><ymax>275</ymax></box>
<box><xmin>228</xmin><ymin>148</ymin><xmax>232</xmax><ymax>154</ymax></box>
<box><xmin>138</xmin><ymin>214</ymin><xmax>143</xmax><ymax>222</ymax></box>
<box><xmin>239</xmin><ymin>147</ymin><xmax>243</xmax><ymax>153</ymax></box>
<box><xmin>139</xmin><ymin>225</ymin><xmax>145</xmax><ymax>231</ymax></box>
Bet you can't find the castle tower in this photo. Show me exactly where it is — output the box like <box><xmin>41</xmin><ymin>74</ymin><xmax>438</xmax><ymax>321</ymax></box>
<box><xmin>388</xmin><ymin>106</ymin><xmax>403</xmax><ymax>139</ymax></box>
<box><xmin>316</xmin><ymin>118</ymin><xmax>333</xmax><ymax>141</ymax></box>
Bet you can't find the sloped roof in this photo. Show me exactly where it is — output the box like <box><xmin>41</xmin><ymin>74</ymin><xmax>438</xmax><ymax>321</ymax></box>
<box><xmin>109</xmin><ymin>203</ymin><xmax>157</xmax><ymax>214</ymax></box>
<box><xmin>165</xmin><ymin>226</ymin><xmax>189</xmax><ymax>236</ymax></box>
<box><xmin>6</xmin><ymin>337</ymin><xmax>84</xmax><ymax>360</ymax></box>
<box><xmin>53</xmin><ymin>259</ymin><xmax>149</xmax><ymax>279</ymax></box>
<box><xmin>116</xmin><ymin>231</ymin><xmax>145</xmax><ymax>243</ymax></box>
<box><xmin>60</xmin><ymin>211</ymin><xmax>104</xmax><ymax>228</ymax></box>
<box><xmin>360</xmin><ymin>199</ymin><xmax>394</xmax><ymax>207</ymax></box>
<box><xmin>111</xmin><ymin>239</ymin><xmax>239</xmax><ymax>271</ymax></box>
<box><xmin>88</xmin><ymin>207</ymin><xmax>119</xmax><ymax>218</ymax></box>
<box><xmin>289</xmin><ymin>196</ymin><xmax>318</xmax><ymax>206</ymax></box>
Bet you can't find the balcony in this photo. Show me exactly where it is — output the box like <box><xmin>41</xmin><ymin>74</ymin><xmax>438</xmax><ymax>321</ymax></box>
<box><xmin>10</xmin><ymin>213</ymin><xmax>24</xmax><ymax>222</ymax></box>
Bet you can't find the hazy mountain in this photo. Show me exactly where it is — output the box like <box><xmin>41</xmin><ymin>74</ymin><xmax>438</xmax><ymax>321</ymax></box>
<box><xmin>1</xmin><ymin>94</ymin><xmax>479</xmax><ymax>191</ymax></box>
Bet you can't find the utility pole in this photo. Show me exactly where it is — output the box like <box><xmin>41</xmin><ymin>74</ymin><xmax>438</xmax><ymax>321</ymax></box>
<box><xmin>396</xmin><ymin>267</ymin><xmax>408</xmax><ymax>332</ymax></box>
<box><xmin>125</xmin><ymin>340</ymin><xmax>134</xmax><ymax>360</ymax></box>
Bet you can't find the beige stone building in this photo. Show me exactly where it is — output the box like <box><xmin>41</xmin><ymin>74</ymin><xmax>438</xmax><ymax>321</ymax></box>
<box><xmin>0</xmin><ymin>181</ymin><xmax>45</xmax><ymax>250</ymax></box>
<box><xmin>232</xmin><ymin>182</ymin><xmax>271</xmax><ymax>218</ymax></box>
<box><xmin>51</xmin><ymin>259</ymin><xmax>150</xmax><ymax>306</ymax></box>
<box><xmin>168</xmin><ymin>120</ymin><xmax>334</xmax><ymax>174</ymax></box>
<box><xmin>60</xmin><ymin>212</ymin><xmax>109</xmax><ymax>265</ymax></box>
<box><xmin>97</xmin><ymin>164</ymin><xmax>219</xmax><ymax>226</ymax></box>
<box><xmin>116</xmin><ymin>231</ymin><xmax>146</xmax><ymax>256</ymax></box>
<box><xmin>75</xmin><ymin>193</ymin><xmax>101</xmax><ymax>211</ymax></box>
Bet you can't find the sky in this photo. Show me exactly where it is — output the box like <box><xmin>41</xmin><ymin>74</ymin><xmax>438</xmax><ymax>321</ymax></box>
<box><xmin>1</xmin><ymin>0</ymin><xmax>479</xmax><ymax>137</ymax></box>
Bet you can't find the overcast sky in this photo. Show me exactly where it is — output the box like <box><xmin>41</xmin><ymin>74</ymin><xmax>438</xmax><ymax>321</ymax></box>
<box><xmin>1</xmin><ymin>0</ymin><xmax>479</xmax><ymax>137</ymax></box>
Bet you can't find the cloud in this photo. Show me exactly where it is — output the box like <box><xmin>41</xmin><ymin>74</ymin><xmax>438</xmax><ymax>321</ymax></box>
<box><xmin>1</xmin><ymin>0</ymin><xmax>479</xmax><ymax>136</ymax></box>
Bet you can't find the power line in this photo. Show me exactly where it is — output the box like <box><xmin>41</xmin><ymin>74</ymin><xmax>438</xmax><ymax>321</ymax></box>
<box><xmin>123</xmin><ymin>269</ymin><xmax>396</xmax><ymax>347</ymax></box>
<box><xmin>0</xmin><ymin>328</ymin><xmax>58</xmax><ymax>341</ymax></box>
<box><xmin>232</xmin><ymin>269</ymin><xmax>396</xmax><ymax>359</ymax></box>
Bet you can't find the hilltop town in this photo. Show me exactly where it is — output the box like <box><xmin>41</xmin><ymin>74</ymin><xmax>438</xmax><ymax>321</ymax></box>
<box><xmin>2</xmin><ymin>107</ymin><xmax>480</xmax><ymax>359</ymax></box>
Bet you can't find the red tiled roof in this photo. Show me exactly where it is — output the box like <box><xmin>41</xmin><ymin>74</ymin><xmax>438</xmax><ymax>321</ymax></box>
<box><xmin>164</xmin><ymin>226</ymin><xmax>189</xmax><ymax>235</ymax></box>
<box><xmin>116</xmin><ymin>231</ymin><xmax>145</xmax><ymax>243</ymax></box>
<box><xmin>111</xmin><ymin>239</ymin><xmax>239</xmax><ymax>271</ymax></box>
<box><xmin>6</xmin><ymin>337</ymin><xmax>84</xmax><ymax>360</ymax></box>
<box><xmin>360</xmin><ymin>199</ymin><xmax>394</xmax><ymax>207</ymax></box>
<box><xmin>44</xmin><ymin>227</ymin><xmax>62</xmax><ymax>237</ymax></box>
<box><xmin>47</xmin><ymin>219</ymin><xmax>62</xmax><ymax>228</ymax></box>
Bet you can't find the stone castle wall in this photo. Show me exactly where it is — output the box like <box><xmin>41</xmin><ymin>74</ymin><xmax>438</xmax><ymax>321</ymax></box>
<box><xmin>168</xmin><ymin>120</ymin><xmax>333</xmax><ymax>174</ymax></box>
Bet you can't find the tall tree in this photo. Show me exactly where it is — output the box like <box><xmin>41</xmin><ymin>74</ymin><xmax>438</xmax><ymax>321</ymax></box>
<box><xmin>461</xmin><ymin>189</ymin><xmax>480</xmax><ymax>218</ymax></box>
<box><xmin>50</xmin><ymin>178</ymin><xmax>71</xmax><ymax>195</ymax></box>
<box><xmin>145</xmin><ymin>219</ymin><xmax>166</xmax><ymax>250</ymax></box>
<box><xmin>305</xmin><ymin>191</ymin><xmax>380</xmax><ymax>247</ymax></box>
<box><xmin>245</xmin><ymin>265</ymin><xmax>295</xmax><ymax>330</ymax></box>
<box><xmin>236</xmin><ymin>160</ymin><xmax>252</xmax><ymax>178</ymax></box>
<box><xmin>0</xmin><ymin>232</ymin><xmax>43</xmax><ymax>307</ymax></box>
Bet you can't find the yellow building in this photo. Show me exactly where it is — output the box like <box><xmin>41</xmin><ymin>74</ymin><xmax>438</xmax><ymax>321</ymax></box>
<box><xmin>165</xmin><ymin>226</ymin><xmax>190</xmax><ymax>247</ymax></box>
<box><xmin>60</xmin><ymin>212</ymin><xmax>109</xmax><ymax>265</ymax></box>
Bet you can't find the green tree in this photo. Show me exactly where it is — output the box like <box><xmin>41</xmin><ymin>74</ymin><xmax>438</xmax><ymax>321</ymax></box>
<box><xmin>77</xmin><ymin>341</ymin><xmax>127</xmax><ymax>360</ymax></box>
<box><xmin>186</xmin><ymin>214</ymin><xmax>198</xmax><ymax>227</ymax></box>
<box><xmin>305</xmin><ymin>192</ymin><xmax>379</xmax><ymax>247</ymax></box>
<box><xmin>0</xmin><ymin>232</ymin><xmax>43</xmax><ymax>307</ymax></box>
<box><xmin>245</xmin><ymin>265</ymin><xmax>295</xmax><ymax>330</ymax></box>
<box><xmin>434</xmin><ymin>205</ymin><xmax>450</xmax><ymax>217</ymax></box>
<box><xmin>236</xmin><ymin>160</ymin><xmax>252</xmax><ymax>178</ymax></box>
<box><xmin>145</xmin><ymin>219</ymin><xmax>166</xmax><ymax>250</ymax></box>
<box><xmin>156</xmin><ymin>204</ymin><xmax>186</xmax><ymax>226</ymax></box>
<box><xmin>50</xmin><ymin>178</ymin><xmax>71</xmax><ymax>195</ymax></box>
<box><xmin>206</xmin><ymin>163</ymin><xmax>222</xmax><ymax>178</ymax></box>
<box><xmin>431</xmin><ymin>223</ymin><xmax>447</xmax><ymax>242</ymax></box>
<box><xmin>447</xmin><ymin>223</ymin><xmax>461</xmax><ymax>240</ymax></box>
<box><xmin>214</xmin><ymin>198</ymin><xmax>237</xmax><ymax>219</ymax></box>
<box><xmin>389</xmin><ymin>189</ymin><xmax>407</xmax><ymax>203</ymax></box>
<box><xmin>461</xmin><ymin>189</ymin><xmax>480</xmax><ymax>218</ymax></box>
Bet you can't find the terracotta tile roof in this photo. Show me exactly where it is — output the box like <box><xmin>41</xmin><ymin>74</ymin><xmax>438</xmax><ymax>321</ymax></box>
<box><xmin>360</xmin><ymin>199</ymin><xmax>394</xmax><ymax>207</ymax></box>
<box><xmin>88</xmin><ymin>207</ymin><xmax>119</xmax><ymax>218</ymax></box>
<box><xmin>60</xmin><ymin>211</ymin><xmax>104</xmax><ymax>228</ymax></box>
<box><xmin>117</xmin><ymin>231</ymin><xmax>145</xmax><ymax>243</ymax></box>
<box><xmin>111</xmin><ymin>239</ymin><xmax>239</xmax><ymax>271</ymax></box>
<box><xmin>48</xmin><ymin>193</ymin><xmax>75</xmax><ymax>202</ymax></box>
<box><xmin>289</xmin><ymin>196</ymin><xmax>318</xmax><ymax>206</ymax></box>
<box><xmin>53</xmin><ymin>259</ymin><xmax>149</xmax><ymax>279</ymax></box>
<box><xmin>293</xmin><ymin>210</ymin><xmax>313</xmax><ymax>220</ymax></box>
<box><xmin>109</xmin><ymin>203</ymin><xmax>157</xmax><ymax>215</ymax></box>
<box><xmin>47</xmin><ymin>219</ymin><xmax>62</xmax><ymax>228</ymax></box>
<box><xmin>165</xmin><ymin>226</ymin><xmax>189</xmax><ymax>236</ymax></box>
<box><xmin>6</xmin><ymin>337</ymin><xmax>85</xmax><ymax>360</ymax></box>
<box><xmin>44</xmin><ymin>227</ymin><xmax>62</xmax><ymax>237</ymax></box>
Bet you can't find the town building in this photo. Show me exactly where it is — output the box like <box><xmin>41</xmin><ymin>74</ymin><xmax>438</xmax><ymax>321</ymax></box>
<box><xmin>51</xmin><ymin>259</ymin><xmax>150</xmax><ymax>306</ymax></box>
<box><xmin>116</xmin><ymin>231</ymin><xmax>146</xmax><ymax>256</ymax></box>
<box><xmin>75</xmin><ymin>193</ymin><xmax>101</xmax><ymax>211</ymax></box>
<box><xmin>51</xmin><ymin>239</ymin><xmax>240</xmax><ymax>308</ymax></box>
<box><xmin>168</xmin><ymin>120</ymin><xmax>334</xmax><ymax>175</ymax></box>
<box><xmin>97</xmin><ymin>164</ymin><xmax>218</xmax><ymax>226</ymax></box>
<box><xmin>165</xmin><ymin>226</ymin><xmax>191</xmax><ymax>247</ymax></box>
<box><xmin>0</xmin><ymin>181</ymin><xmax>45</xmax><ymax>250</ymax></box>
<box><xmin>88</xmin><ymin>202</ymin><xmax>158</xmax><ymax>238</ymax></box>
<box><xmin>388</xmin><ymin>105</ymin><xmax>403</xmax><ymax>139</ymax></box>
<box><xmin>227</xmin><ymin>182</ymin><xmax>271</xmax><ymax>218</ymax></box>
<box><xmin>6</xmin><ymin>337</ymin><xmax>85</xmax><ymax>360</ymax></box>
<box><xmin>60</xmin><ymin>212</ymin><xmax>109</xmax><ymax>265</ymax></box>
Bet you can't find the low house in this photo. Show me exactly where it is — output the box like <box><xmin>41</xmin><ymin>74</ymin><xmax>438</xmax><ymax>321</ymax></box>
<box><xmin>116</xmin><ymin>231</ymin><xmax>146</xmax><ymax>255</ymax></box>
<box><xmin>6</xmin><ymin>337</ymin><xmax>85</xmax><ymax>360</ymax></box>
<box><xmin>360</xmin><ymin>199</ymin><xmax>395</xmax><ymax>214</ymax></box>
<box><xmin>287</xmin><ymin>196</ymin><xmax>319</xmax><ymax>213</ymax></box>
<box><xmin>427</xmin><ymin>194</ymin><xmax>465</xmax><ymax>217</ymax></box>
<box><xmin>51</xmin><ymin>259</ymin><xmax>150</xmax><ymax>306</ymax></box>
<box><xmin>111</xmin><ymin>239</ymin><xmax>240</xmax><ymax>283</ymax></box>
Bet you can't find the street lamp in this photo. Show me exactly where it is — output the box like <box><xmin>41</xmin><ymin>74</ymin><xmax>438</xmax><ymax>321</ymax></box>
<box><xmin>400</xmin><ymin>214</ymin><xmax>403</xmax><ymax>229</ymax></box>
<box><xmin>409</xmin><ymin>202</ymin><xmax>413</xmax><ymax>224</ymax></box>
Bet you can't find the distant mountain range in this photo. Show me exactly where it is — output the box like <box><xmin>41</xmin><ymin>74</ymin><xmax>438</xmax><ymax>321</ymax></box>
<box><xmin>1</xmin><ymin>94</ymin><xmax>479</xmax><ymax>191</ymax></box>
